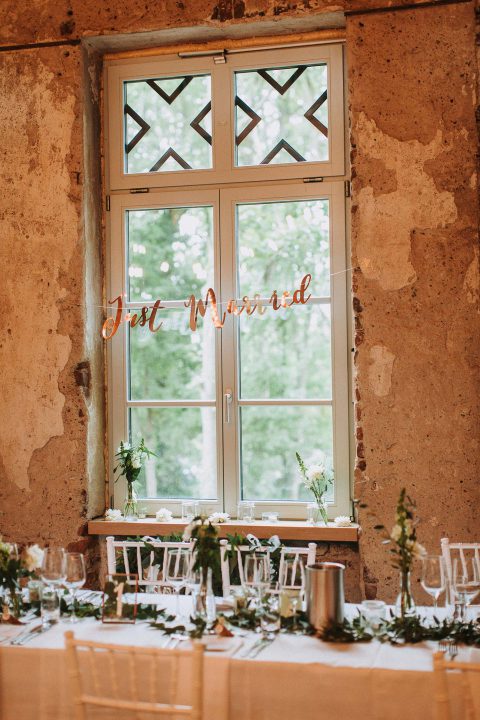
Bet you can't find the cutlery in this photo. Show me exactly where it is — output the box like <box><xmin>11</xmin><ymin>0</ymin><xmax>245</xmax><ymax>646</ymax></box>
<box><xmin>248</xmin><ymin>636</ymin><xmax>274</xmax><ymax>658</ymax></box>
<box><xmin>240</xmin><ymin>637</ymin><xmax>265</xmax><ymax>659</ymax></box>
<box><xmin>10</xmin><ymin>623</ymin><xmax>44</xmax><ymax>646</ymax></box>
<box><xmin>229</xmin><ymin>639</ymin><xmax>244</xmax><ymax>657</ymax></box>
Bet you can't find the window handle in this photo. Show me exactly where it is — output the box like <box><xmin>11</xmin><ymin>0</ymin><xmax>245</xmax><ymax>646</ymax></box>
<box><xmin>224</xmin><ymin>389</ymin><xmax>233</xmax><ymax>424</ymax></box>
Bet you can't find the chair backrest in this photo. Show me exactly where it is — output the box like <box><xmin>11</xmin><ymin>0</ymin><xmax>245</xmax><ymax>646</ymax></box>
<box><xmin>65</xmin><ymin>630</ymin><xmax>204</xmax><ymax>720</ymax></box>
<box><xmin>106</xmin><ymin>536</ymin><xmax>194</xmax><ymax>590</ymax></box>
<box><xmin>278</xmin><ymin>544</ymin><xmax>317</xmax><ymax>588</ymax></box>
<box><xmin>433</xmin><ymin>650</ymin><xmax>480</xmax><ymax>720</ymax></box>
<box><xmin>219</xmin><ymin>539</ymin><xmax>316</xmax><ymax>596</ymax></box>
<box><xmin>441</xmin><ymin>538</ymin><xmax>480</xmax><ymax>605</ymax></box>
<box><xmin>219</xmin><ymin>540</ymin><xmax>271</xmax><ymax>597</ymax></box>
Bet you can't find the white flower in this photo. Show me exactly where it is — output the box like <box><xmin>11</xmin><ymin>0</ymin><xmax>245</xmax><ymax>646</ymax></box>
<box><xmin>131</xmin><ymin>452</ymin><xmax>142</xmax><ymax>469</ymax></box>
<box><xmin>306</xmin><ymin>463</ymin><xmax>326</xmax><ymax>482</ymax></box>
<box><xmin>390</xmin><ymin>524</ymin><xmax>402</xmax><ymax>542</ymax></box>
<box><xmin>118</xmin><ymin>442</ymin><xmax>131</xmax><ymax>452</ymax></box>
<box><xmin>22</xmin><ymin>544</ymin><xmax>44</xmax><ymax>572</ymax></box>
<box><xmin>155</xmin><ymin>508</ymin><xmax>173</xmax><ymax>523</ymax></box>
<box><xmin>183</xmin><ymin>518</ymin><xmax>201</xmax><ymax>541</ymax></box>
<box><xmin>334</xmin><ymin>516</ymin><xmax>352</xmax><ymax>527</ymax></box>
<box><xmin>208</xmin><ymin>512</ymin><xmax>230</xmax><ymax>524</ymax></box>
<box><xmin>105</xmin><ymin>509</ymin><xmax>123</xmax><ymax>521</ymax></box>
<box><xmin>0</xmin><ymin>541</ymin><xmax>14</xmax><ymax>555</ymax></box>
<box><xmin>407</xmin><ymin>540</ymin><xmax>427</xmax><ymax>559</ymax></box>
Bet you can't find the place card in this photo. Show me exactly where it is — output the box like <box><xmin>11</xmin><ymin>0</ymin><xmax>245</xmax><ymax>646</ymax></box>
<box><xmin>102</xmin><ymin>573</ymin><xmax>138</xmax><ymax>624</ymax></box>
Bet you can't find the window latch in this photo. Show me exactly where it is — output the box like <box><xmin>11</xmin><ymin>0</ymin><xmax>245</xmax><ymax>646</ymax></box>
<box><xmin>224</xmin><ymin>389</ymin><xmax>233</xmax><ymax>424</ymax></box>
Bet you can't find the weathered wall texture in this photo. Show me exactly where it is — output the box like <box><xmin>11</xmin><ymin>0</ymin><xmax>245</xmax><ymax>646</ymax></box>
<box><xmin>0</xmin><ymin>46</ymin><xmax>103</xmax><ymax>576</ymax></box>
<box><xmin>348</xmin><ymin>1</ymin><xmax>480</xmax><ymax>600</ymax></box>
<box><xmin>0</xmin><ymin>0</ymin><xmax>479</xmax><ymax>600</ymax></box>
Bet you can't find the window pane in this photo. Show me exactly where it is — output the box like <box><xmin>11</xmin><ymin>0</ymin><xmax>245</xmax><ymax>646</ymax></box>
<box><xmin>124</xmin><ymin>75</ymin><xmax>212</xmax><ymax>174</ymax></box>
<box><xmin>128</xmin><ymin>308</ymin><xmax>216</xmax><ymax>401</ymax></box>
<box><xmin>127</xmin><ymin>206</ymin><xmax>214</xmax><ymax>302</ymax></box>
<box><xmin>240</xmin><ymin>405</ymin><xmax>333</xmax><ymax>502</ymax></box>
<box><xmin>239</xmin><ymin>304</ymin><xmax>331</xmax><ymax>400</ymax></box>
<box><xmin>237</xmin><ymin>199</ymin><xmax>330</xmax><ymax>298</ymax></box>
<box><xmin>235</xmin><ymin>64</ymin><xmax>328</xmax><ymax>167</ymax></box>
<box><xmin>130</xmin><ymin>407</ymin><xmax>217</xmax><ymax>499</ymax></box>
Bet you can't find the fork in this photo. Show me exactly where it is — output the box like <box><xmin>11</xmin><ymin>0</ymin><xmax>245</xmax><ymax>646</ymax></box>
<box><xmin>439</xmin><ymin>639</ymin><xmax>458</xmax><ymax>660</ymax></box>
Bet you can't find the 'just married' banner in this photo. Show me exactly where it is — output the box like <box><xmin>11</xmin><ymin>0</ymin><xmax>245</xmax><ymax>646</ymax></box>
<box><xmin>101</xmin><ymin>273</ymin><xmax>312</xmax><ymax>340</ymax></box>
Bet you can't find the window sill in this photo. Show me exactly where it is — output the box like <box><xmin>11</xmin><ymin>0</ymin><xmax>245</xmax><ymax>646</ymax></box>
<box><xmin>87</xmin><ymin>518</ymin><xmax>359</xmax><ymax>543</ymax></box>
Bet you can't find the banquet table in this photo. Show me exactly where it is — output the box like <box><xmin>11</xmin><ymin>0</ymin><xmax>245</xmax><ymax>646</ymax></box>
<box><xmin>0</xmin><ymin>597</ymin><xmax>479</xmax><ymax>720</ymax></box>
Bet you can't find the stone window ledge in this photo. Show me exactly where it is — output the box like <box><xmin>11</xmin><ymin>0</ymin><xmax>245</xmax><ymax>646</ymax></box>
<box><xmin>88</xmin><ymin>518</ymin><xmax>359</xmax><ymax>543</ymax></box>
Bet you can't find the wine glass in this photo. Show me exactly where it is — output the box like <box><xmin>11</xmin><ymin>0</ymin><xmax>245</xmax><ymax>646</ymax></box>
<box><xmin>64</xmin><ymin>553</ymin><xmax>86</xmax><ymax>623</ymax></box>
<box><xmin>279</xmin><ymin>557</ymin><xmax>305</xmax><ymax>632</ymax></box>
<box><xmin>165</xmin><ymin>548</ymin><xmax>191</xmax><ymax>616</ymax></box>
<box><xmin>40</xmin><ymin>547</ymin><xmax>66</xmax><ymax>586</ymax></box>
<box><xmin>243</xmin><ymin>553</ymin><xmax>271</xmax><ymax>601</ymax></box>
<box><xmin>40</xmin><ymin>548</ymin><xmax>66</xmax><ymax>624</ymax></box>
<box><xmin>452</xmin><ymin>557</ymin><xmax>480</xmax><ymax>621</ymax></box>
<box><xmin>421</xmin><ymin>556</ymin><xmax>446</xmax><ymax>611</ymax></box>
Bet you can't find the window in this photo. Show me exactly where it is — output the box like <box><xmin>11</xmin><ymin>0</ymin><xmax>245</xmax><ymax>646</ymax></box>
<box><xmin>105</xmin><ymin>42</ymin><xmax>350</xmax><ymax>519</ymax></box>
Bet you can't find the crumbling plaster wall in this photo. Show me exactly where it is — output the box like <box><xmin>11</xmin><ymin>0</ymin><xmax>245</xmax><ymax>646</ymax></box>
<box><xmin>0</xmin><ymin>0</ymin><xmax>478</xmax><ymax>599</ymax></box>
<box><xmin>348</xmin><ymin>1</ymin><xmax>480</xmax><ymax>600</ymax></box>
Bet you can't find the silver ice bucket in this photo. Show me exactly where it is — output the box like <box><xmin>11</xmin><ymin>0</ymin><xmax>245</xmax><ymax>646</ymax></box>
<box><xmin>305</xmin><ymin>562</ymin><xmax>345</xmax><ymax>631</ymax></box>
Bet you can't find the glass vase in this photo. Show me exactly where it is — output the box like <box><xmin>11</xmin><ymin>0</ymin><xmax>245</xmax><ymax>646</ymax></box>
<box><xmin>2</xmin><ymin>587</ymin><xmax>23</xmax><ymax>619</ymax></box>
<box><xmin>193</xmin><ymin>568</ymin><xmax>216</xmax><ymax>624</ymax></box>
<box><xmin>307</xmin><ymin>501</ymin><xmax>328</xmax><ymax>526</ymax></box>
<box><xmin>123</xmin><ymin>483</ymin><xmax>138</xmax><ymax>521</ymax></box>
<box><xmin>395</xmin><ymin>569</ymin><xmax>416</xmax><ymax>618</ymax></box>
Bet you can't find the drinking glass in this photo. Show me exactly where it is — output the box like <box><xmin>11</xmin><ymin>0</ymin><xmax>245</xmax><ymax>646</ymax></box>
<box><xmin>260</xmin><ymin>594</ymin><xmax>281</xmax><ymax>640</ymax></box>
<box><xmin>41</xmin><ymin>586</ymin><xmax>60</xmax><ymax>627</ymax></box>
<box><xmin>64</xmin><ymin>553</ymin><xmax>86</xmax><ymax>623</ymax></box>
<box><xmin>165</xmin><ymin>548</ymin><xmax>191</xmax><ymax>616</ymax></box>
<box><xmin>40</xmin><ymin>548</ymin><xmax>66</xmax><ymax>587</ymax></box>
<box><xmin>243</xmin><ymin>553</ymin><xmax>271</xmax><ymax>601</ymax></box>
<box><xmin>452</xmin><ymin>557</ymin><xmax>480</xmax><ymax>621</ymax></box>
<box><xmin>181</xmin><ymin>501</ymin><xmax>200</xmax><ymax>522</ymax></box>
<box><xmin>279</xmin><ymin>557</ymin><xmax>305</xmax><ymax>632</ymax></box>
<box><xmin>421</xmin><ymin>555</ymin><xmax>446</xmax><ymax>610</ymax></box>
<box><xmin>237</xmin><ymin>501</ymin><xmax>255</xmax><ymax>522</ymax></box>
<box><xmin>40</xmin><ymin>547</ymin><xmax>66</xmax><ymax>616</ymax></box>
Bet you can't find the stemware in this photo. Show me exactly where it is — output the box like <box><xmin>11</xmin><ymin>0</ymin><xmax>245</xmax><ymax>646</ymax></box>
<box><xmin>421</xmin><ymin>555</ymin><xmax>446</xmax><ymax>611</ymax></box>
<box><xmin>64</xmin><ymin>553</ymin><xmax>86</xmax><ymax>623</ymax></box>
<box><xmin>279</xmin><ymin>557</ymin><xmax>305</xmax><ymax>632</ymax></box>
<box><xmin>165</xmin><ymin>548</ymin><xmax>191</xmax><ymax>616</ymax></box>
<box><xmin>452</xmin><ymin>557</ymin><xmax>480</xmax><ymax>621</ymax></box>
<box><xmin>243</xmin><ymin>553</ymin><xmax>271</xmax><ymax>601</ymax></box>
<box><xmin>40</xmin><ymin>547</ymin><xmax>66</xmax><ymax>587</ymax></box>
<box><xmin>40</xmin><ymin>548</ymin><xmax>66</xmax><ymax>625</ymax></box>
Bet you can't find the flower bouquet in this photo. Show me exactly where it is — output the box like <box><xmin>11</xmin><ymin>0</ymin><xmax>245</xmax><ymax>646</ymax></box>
<box><xmin>0</xmin><ymin>541</ymin><xmax>44</xmax><ymax>618</ymax></box>
<box><xmin>373</xmin><ymin>488</ymin><xmax>426</xmax><ymax>617</ymax></box>
<box><xmin>114</xmin><ymin>439</ymin><xmax>156</xmax><ymax>520</ymax></box>
<box><xmin>296</xmin><ymin>451</ymin><xmax>333</xmax><ymax>525</ymax></box>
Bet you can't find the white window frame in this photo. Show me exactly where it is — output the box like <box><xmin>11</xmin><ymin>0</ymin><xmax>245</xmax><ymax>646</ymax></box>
<box><xmin>105</xmin><ymin>42</ymin><xmax>351</xmax><ymax>519</ymax></box>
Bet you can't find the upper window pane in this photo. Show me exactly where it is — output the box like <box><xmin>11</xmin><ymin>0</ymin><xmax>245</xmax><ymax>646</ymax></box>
<box><xmin>124</xmin><ymin>75</ymin><xmax>212</xmax><ymax>174</ymax></box>
<box><xmin>234</xmin><ymin>64</ymin><xmax>328</xmax><ymax>167</ymax></box>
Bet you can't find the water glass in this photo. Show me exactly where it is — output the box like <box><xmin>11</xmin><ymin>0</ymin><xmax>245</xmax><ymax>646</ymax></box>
<box><xmin>64</xmin><ymin>553</ymin><xmax>86</xmax><ymax>623</ymax></box>
<box><xmin>260</xmin><ymin>594</ymin><xmax>281</xmax><ymax>639</ymax></box>
<box><xmin>41</xmin><ymin>586</ymin><xmax>60</xmax><ymax>627</ymax></box>
<box><xmin>421</xmin><ymin>556</ymin><xmax>446</xmax><ymax>610</ymax></box>
<box><xmin>261</xmin><ymin>512</ymin><xmax>279</xmax><ymax>523</ymax></box>
<box><xmin>237</xmin><ymin>502</ymin><xmax>255</xmax><ymax>522</ymax></box>
<box><xmin>279</xmin><ymin>558</ymin><xmax>304</xmax><ymax>629</ymax></box>
<box><xmin>360</xmin><ymin>600</ymin><xmax>386</xmax><ymax>632</ymax></box>
<box><xmin>181</xmin><ymin>501</ymin><xmax>200</xmax><ymax>522</ymax></box>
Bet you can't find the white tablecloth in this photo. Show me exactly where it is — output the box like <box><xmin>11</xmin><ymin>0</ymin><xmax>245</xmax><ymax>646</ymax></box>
<box><xmin>0</xmin><ymin>599</ymin><xmax>478</xmax><ymax>720</ymax></box>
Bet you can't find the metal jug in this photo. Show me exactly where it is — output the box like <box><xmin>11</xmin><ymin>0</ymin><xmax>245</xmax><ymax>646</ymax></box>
<box><xmin>305</xmin><ymin>562</ymin><xmax>345</xmax><ymax>631</ymax></box>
